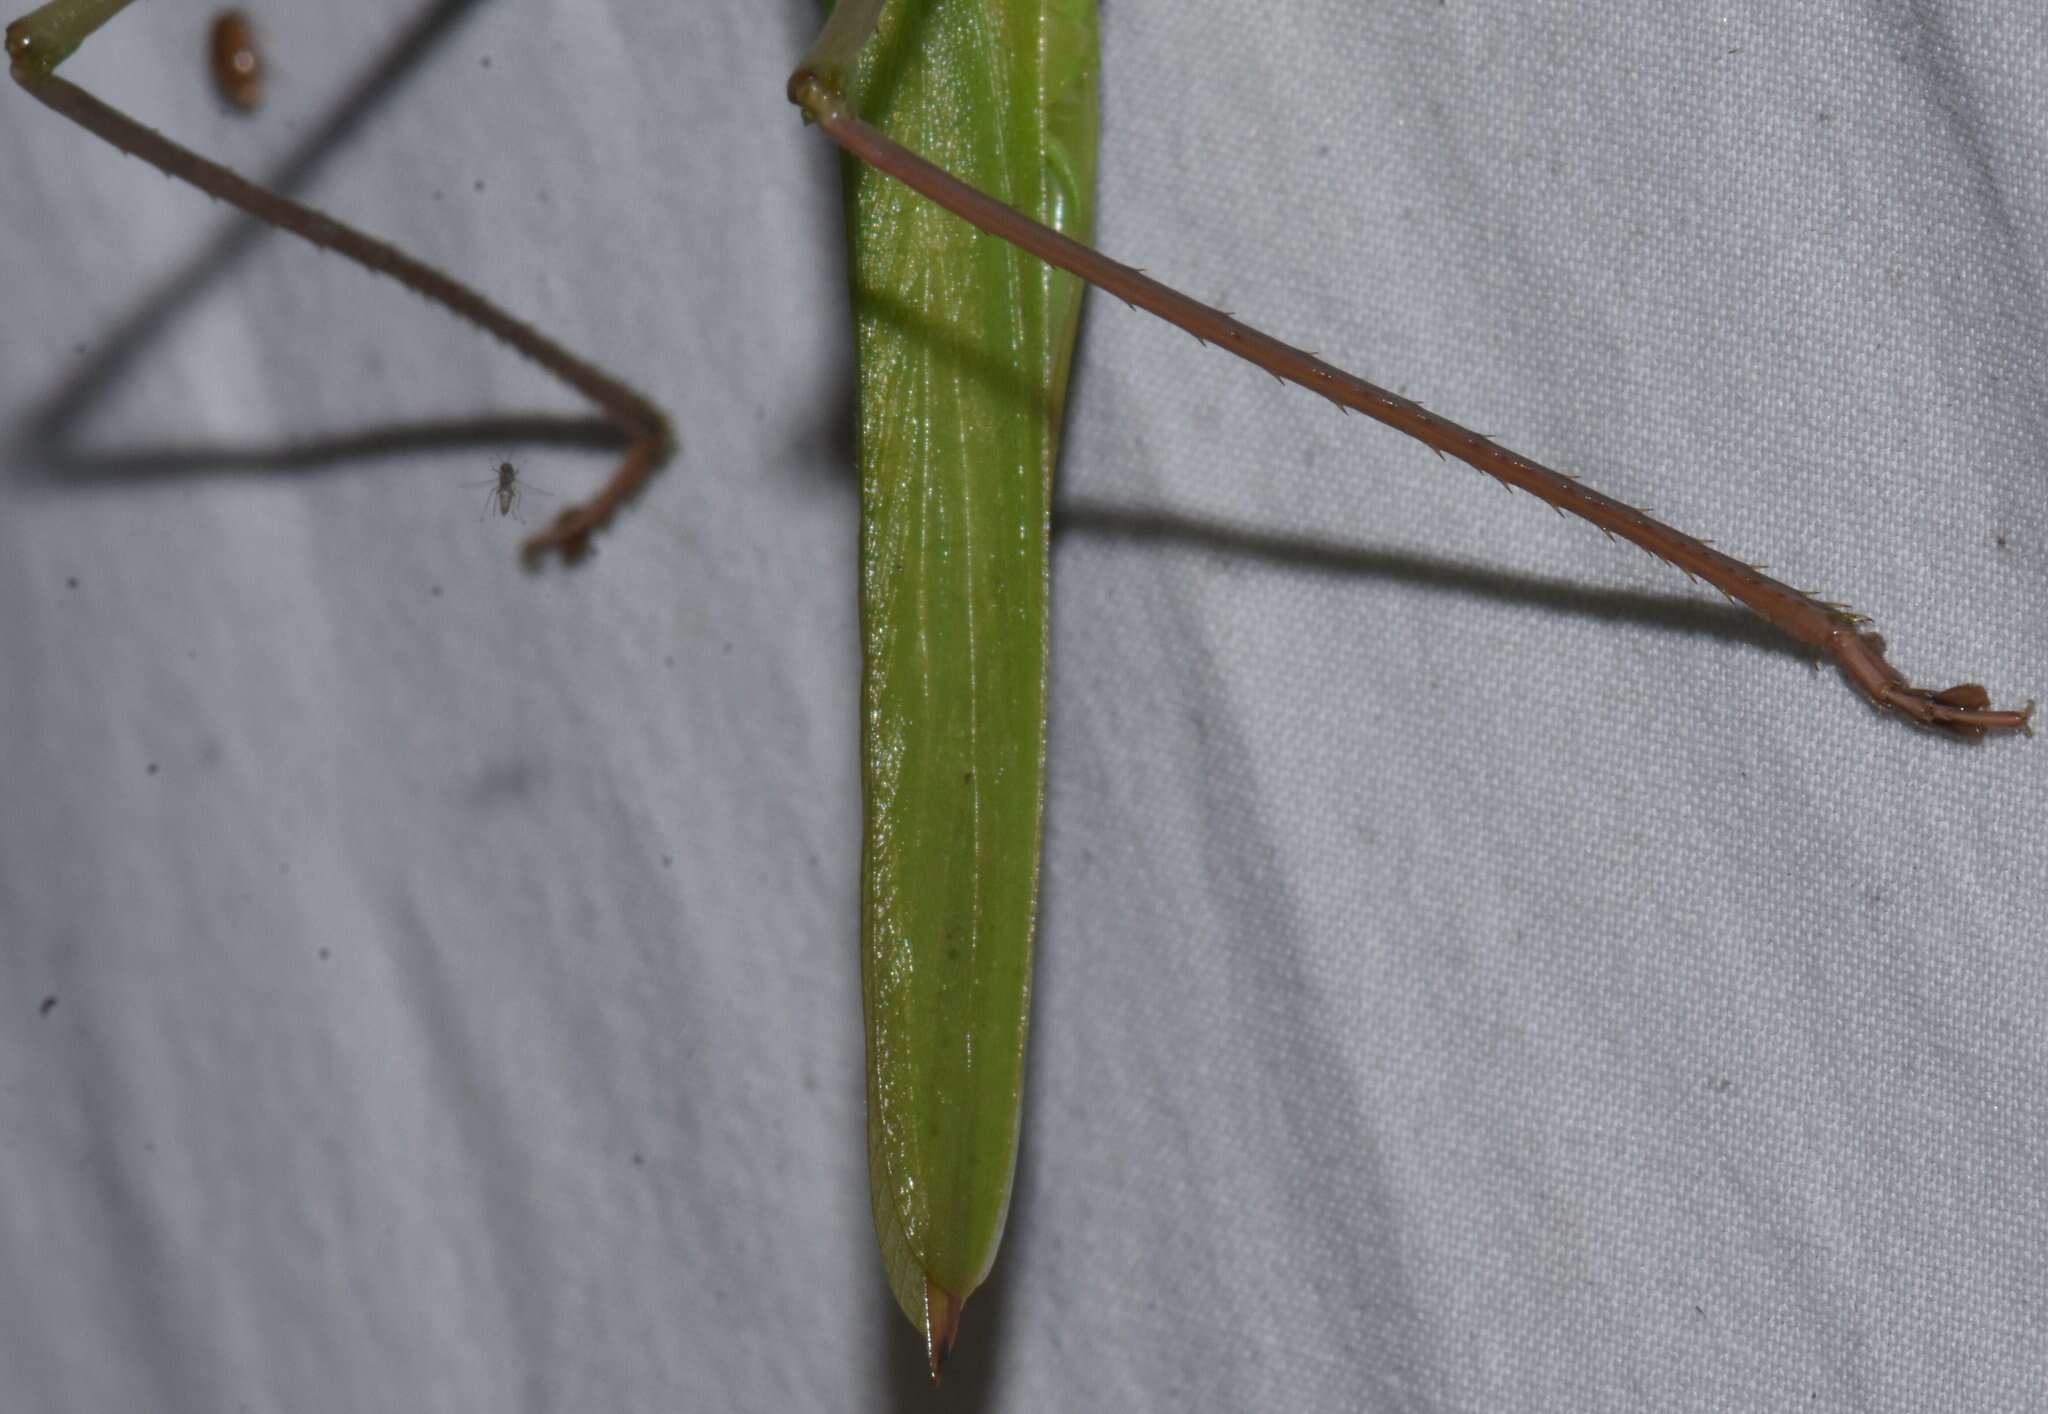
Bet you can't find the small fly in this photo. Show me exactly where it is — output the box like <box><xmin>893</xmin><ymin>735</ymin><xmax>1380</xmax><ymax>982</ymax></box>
<box><xmin>465</xmin><ymin>460</ymin><xmax>550</xmax><ymax>523</ymax></box>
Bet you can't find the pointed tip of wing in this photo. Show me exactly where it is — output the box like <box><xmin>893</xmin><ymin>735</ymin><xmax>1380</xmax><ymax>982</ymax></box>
<box><xmin>924</xmin><ymin>1277</ymin><xmax>963</xmax><ymax>1382</ymax></box>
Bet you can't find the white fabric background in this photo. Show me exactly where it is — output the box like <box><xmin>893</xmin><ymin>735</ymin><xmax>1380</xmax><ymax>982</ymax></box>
<box><xmin>2</xmin><ymin>1</ymin><xmax>2044</xmax><ymax>1409</ymax></box>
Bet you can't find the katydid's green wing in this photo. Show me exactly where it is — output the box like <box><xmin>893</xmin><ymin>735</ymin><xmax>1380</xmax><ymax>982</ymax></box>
<box><xmin>835</xmin><ymin>0</ymin><xmax>1097</xmax><ymax>1368</ymax></box>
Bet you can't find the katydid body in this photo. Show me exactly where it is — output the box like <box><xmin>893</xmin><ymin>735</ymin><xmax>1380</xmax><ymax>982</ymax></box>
<box><xmin>4</xmin><ymin>0</ymin><xmax>2040</xmax><ymax>1401</ymax></box>
<box><xmin>827</xmin><ymin>0</ymin><xmax>1097</xmax><ymax>1370</ymax></box>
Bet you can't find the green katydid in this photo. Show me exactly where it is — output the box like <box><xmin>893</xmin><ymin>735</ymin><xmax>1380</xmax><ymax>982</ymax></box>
<box><xmin>802</xmin><ymin>0</ymin><xmax>1097</xmax><ymax>1367</ymax></box>
<box><xmin>4</xmin><ymin>0</ymin><xmax>2031</xmax><ymax>1385</ymax></box>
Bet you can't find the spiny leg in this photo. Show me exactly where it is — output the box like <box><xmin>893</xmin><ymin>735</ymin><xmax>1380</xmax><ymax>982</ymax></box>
<box><xmin>8</xmin><ymin>0</ymin><xmax>672</xmax><ymax>568</ymax></box>
<box><xmin>787</xmin><ymin>31</ymin><xmax>2028</xmax><ymax>740</ymax></box>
